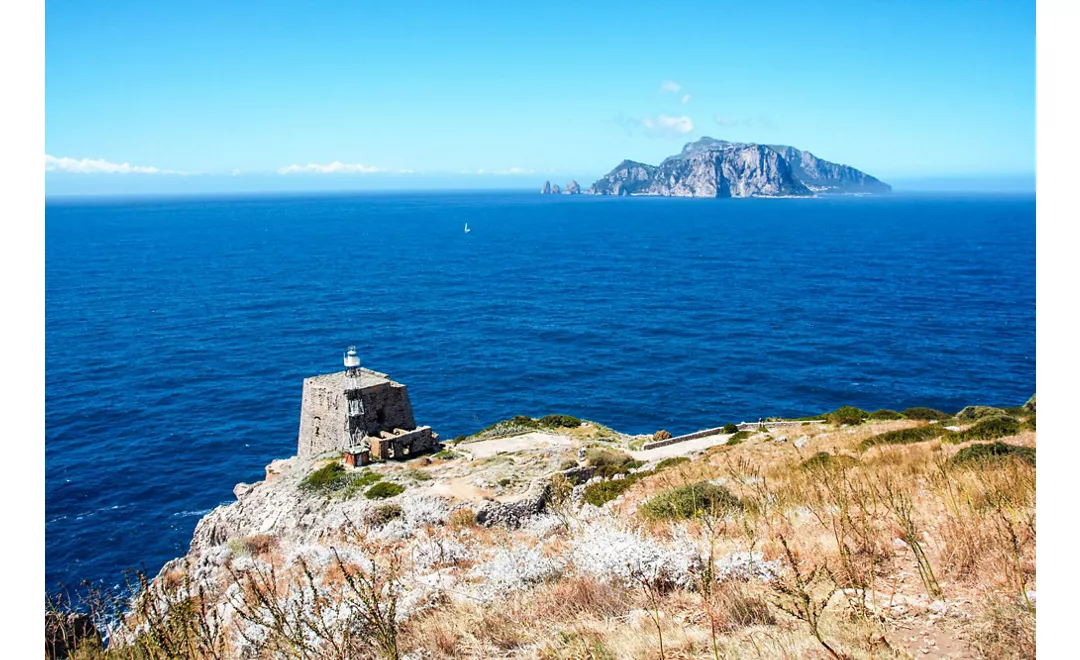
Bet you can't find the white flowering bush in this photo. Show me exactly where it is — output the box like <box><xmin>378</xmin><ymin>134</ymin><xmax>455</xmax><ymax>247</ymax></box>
<box><xmin>570</xmin><ymin>520</ymin><xmax>704</xmax><ymax>588</ymax></box>
<box><xmin>468</xmin><ymin>544</ymin><xmax>566</xmax><ymax>601</ymax></box>
<box><xmin>374</xmin><ymin>494</ymin><xmax>451</xmax><ymax>542</ymax></box>
<box><xmin>410</xmin><ymin>534</ymin><xmax>472</xmax><ymax>568</ymax></box>
<box><xmin>713</xmin><ymin>551</ymin><xmax>781</xmax><ymax>582</ymax></box>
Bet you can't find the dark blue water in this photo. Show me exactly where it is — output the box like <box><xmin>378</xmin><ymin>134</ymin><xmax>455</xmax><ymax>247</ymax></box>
<box><xmin>45</xmin><ymin>191</ymin><xmax>1034</xmax><ymax>591</ymax></box>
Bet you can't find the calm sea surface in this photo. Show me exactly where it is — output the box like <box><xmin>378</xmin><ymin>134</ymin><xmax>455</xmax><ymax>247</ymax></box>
<box><xmin>45</xmin><ymin>191</ymin><xmax>1035</xmax><ymax>590</ymax></box>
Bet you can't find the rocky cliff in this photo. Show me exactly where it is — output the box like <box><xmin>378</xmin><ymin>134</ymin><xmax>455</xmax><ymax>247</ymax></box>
<box><xmin>588</xmin><ymin>137</ymin><xmax>890</xmax><ymax>197</ymax></box>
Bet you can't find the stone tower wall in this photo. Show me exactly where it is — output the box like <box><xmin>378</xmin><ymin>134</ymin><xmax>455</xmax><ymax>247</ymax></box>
<box><xmin>296</xmin><ymin>373</ymin><xmax>417</xmax><ymax>459</ymax></box>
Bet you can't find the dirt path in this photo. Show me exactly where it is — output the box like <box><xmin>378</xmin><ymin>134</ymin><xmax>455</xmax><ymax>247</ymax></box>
<box><xmin>459</xmin><ymin>432</ymin><xmax>573</xmax><ymax>459</ymax></box>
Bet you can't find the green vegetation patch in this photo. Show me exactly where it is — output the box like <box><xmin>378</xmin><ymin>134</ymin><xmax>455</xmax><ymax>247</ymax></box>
<box><xmin>955</xmin><ymin>406</ymin><xmax>1007</xmax><ymax>421</ymax></box>
<box><xmin>364</xmin><ymin>482</ymin><xmax>406</xmax><ymax>500</ymax></box>
<box><xmin>867</xmin><ymin>409</ymin><xmax>905</xmax><ymax>421</ymax></box>
<box><xmin>901</xmin><ymin>407</ymin><xmax>950</xmax><ymax>421</ymax></box>
<box><xmin>538</xmin><ymin>414</ymin><xmax>582</xmax><ymax>429</ymax></box>
<box><xmin>951</xmin><ymin>442</ymin><xmax>1035</xmax><ymax>467</ymax></box>
<box><xmin>585</xmin><ymin>448</ymin><xmax>635</xmax><ymax>468</ymax></box>
<box><xmin>825</xmin><ymin>405</ymin><xmax>868</xmax><ymax>426</ymax></box>
<box><xmin>950</xmin><ymin>415</ymin><xmax>1023</xmax><ymax>443</ymax></box>
<box><xmin>641</xmin><ymin>482</ymin><xmax>741</xmax><ymax>520</ymax></box>
<box><xmin>402</xmin><ymin>468</ymin><xmax>433</xmax><ymax>481</ymax></box>
<box><xmin>655</xmin><ymin>456</ymin><xmax>691</xmax><ymax>470</ymax></box>
<box><xmin>582</xmin><ymin>472</ymin><xmax>652</xmax><ymax>507</ymax></box>
<box><xmin>370</xmin><ymin>503</ymin><xmax>403</xmax><ymax>525</ymax></box>
<box><xmin>800</xmin><ymin>451</ymin><xmax>859</xmax><ymax>472</ymax></box>
<box><xmin>722</xmin><ymin>423</ymin><xmax>740</xmax><ymax>434</ymax></box>
<box><xmin>858</xmin><ymin>424</ymin><xmax>950</xmax><ymax>451</ymax></box>
<box><xmin>726</xmin><ymin>430</ymin><xmax>753</xmax><ymax>446</ymax></box>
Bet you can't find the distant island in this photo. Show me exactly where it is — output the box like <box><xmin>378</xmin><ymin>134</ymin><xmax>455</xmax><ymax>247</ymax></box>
<box><xmin>541</xmin><ymin>137</ymin><xmax>891</xmax><ymax>198</ymax></box>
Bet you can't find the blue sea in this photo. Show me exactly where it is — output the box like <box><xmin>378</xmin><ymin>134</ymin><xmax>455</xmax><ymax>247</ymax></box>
<box><xmin>45</xmin><ymin>191</ymin><xmax>1035</xmax><ymax>592</ymax></box>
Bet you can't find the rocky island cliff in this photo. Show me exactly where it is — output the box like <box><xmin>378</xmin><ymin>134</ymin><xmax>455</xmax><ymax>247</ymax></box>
<box><xmin>543</xmin><ymin>137</ymin><xmax>891</xmax><ymax>198</ymax></box>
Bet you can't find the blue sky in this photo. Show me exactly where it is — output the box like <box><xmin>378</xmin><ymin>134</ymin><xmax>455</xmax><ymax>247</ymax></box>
<box><xmin>45</xmin><ymin>0</ymin><xmax>1035</xmax><ymax>194</ymax></box>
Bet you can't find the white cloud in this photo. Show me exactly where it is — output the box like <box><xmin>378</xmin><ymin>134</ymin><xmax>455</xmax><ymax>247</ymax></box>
<box><xmin>495</xmin><ymin>167</ymin><xmax>534</xmax><ymax>175</ymax></box>
<box><xmin>714</xmin><ymin>116</ymin><xmax>738</xmax><ymax>127</ymax></box>
<box><xmin>658</xmin><ymin>80</ymin><xmax>681</xmax><ymax>94</ymax></box>
<box><xmin>45</xmin><ymin>154</ymin><xmax>182</xmax><ymax>174</ymax></box>
<box><xmin>681</xmin><ymin>94</ymin><xmax>691</xmax><ymax>104</ymax></box>
<box><xmin>278</xmin><ymin>161</ymin><xmax>388</xmax><ymax>174</ymax></box>
<box><xmin>641</xmin><ymin>115</ymin><xmax>694</xmax><ymax>135</ymax></box>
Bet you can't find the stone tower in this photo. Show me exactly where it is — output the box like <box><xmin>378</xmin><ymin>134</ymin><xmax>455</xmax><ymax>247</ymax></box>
<box><xmin>296</xmin><ymin>349</ymin><xmax>439</xmax><ymax>460</ymax></box>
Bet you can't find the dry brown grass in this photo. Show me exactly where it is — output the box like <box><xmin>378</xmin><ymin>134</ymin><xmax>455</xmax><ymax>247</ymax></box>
<box><xmin>58</xmin><ymin>418</ymin><xmax>1034</xmax><ymax>660</ymax></box>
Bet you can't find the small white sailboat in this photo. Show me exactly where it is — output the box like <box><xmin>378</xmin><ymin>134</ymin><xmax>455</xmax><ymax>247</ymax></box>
<box><xmin>464</xmin><ymin>222</ymin><xmax>471</xmax><ymax>234</ymax></box>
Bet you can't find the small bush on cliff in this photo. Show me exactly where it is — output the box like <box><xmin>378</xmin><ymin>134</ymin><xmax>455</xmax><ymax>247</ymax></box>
<box><xmin>956</xmin><ymin>406</ymin><xmax>1008</xmax><ymax>421</ymax></box>
<box><xmin>950</xmin><ymin>416</ymin><xmax>1023</xmax><ymax>443</ymax></box>
<box><xmin>800</xmin><ymin>452</ymin><xmax>859</xmax><ymax>472</ymax></box>
<box><xmin>539</xmin><ymin>414</ymin><xmax>582</xmax><ymax>429</ymax></box>
<box><xmin>951</xmin><ymin>442</ymin><xmax>1035</xmax><ymax>467</ymax></box>
<box><xmin>301</xmin><ymin>462</ymin><xmax>349</xmax><ymax>492</ymax></box>
<box><xmin>722</xmin><ymin>423</ymin><xmax>739</xmax><ymax>434</ymax></box>
<box><xmin>653</xmin><ymin>429</ymin><xmax>672</xmax><ymax>441</ymax></box>
<box><xmin>867</xmin><ymin>409</ymin><xmax>904</xmax><ymax>420</ymax></box>
<box><xmin>726</xmin><ymin>430</ymin><xmax>752</xmax><ymax>446</ymax></box>
<box><xmin>825</xmin><ymin>406</ymin><xmax>867</xmax><ymax>426</ymax></box>
<box><xmin>365</xmin><ymin>482</ymin><xmax>406</xmax><ymax>500</ymax></box>
<box><xmin>656</xmin><ymin>456</ymin><xmax>690</xmax><ymax>470</ymax></box>
<box><xmin>581</xmin><ymin>469</ymin><xmax>657</xmax><ymax>507</ymax></box>
<box><xmin>902</xmin><ymin>407</ymin><xmax>950</xmax><ymax>421</ymax></box>
<box><xmin>859</xmin><ymin>424</ymin><xmax>951</xmax><ymax>451</ymax></box>
<box><xmin>641</xmin><ymin>482</ymin><xmax>741</xmax><ymax>520</ymax></box>
<box><xmin>585</xmin><ymin>448</ymin><xmax>635</xmax><ymax>468</ymax></box>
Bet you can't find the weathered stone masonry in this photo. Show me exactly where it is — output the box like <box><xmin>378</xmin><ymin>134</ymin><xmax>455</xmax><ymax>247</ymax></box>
<box><xmin>297</xmin><ymin>367</ymin><xmax>431</xmax><ymax>458</ymax></box>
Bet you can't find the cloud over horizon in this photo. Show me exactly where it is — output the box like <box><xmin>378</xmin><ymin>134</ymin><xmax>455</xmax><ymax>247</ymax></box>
<box><xmin>658</xmin><ymin>80</ymin><xmax>681</xmax><ymax>94</ymax></box>
<box><xmin>45</xmin><ymin>154</ymin><xmax>183</xmax><ymax>174</ymax></box>
<box><xmin>642</xmin><ymin>115</ymin><xmax>695</xmax><ymax>136</ymax></box>
<box><xmin>278</xmin><ymin>161</ymin><xmax>389</xmax><ymax>174</ymax></box>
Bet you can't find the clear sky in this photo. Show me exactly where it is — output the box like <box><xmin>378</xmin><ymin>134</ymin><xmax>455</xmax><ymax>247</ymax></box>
<box><xmin>45</xmin><ymin>0</ymin><xmax>1035</xmax><ymax>194</ymax></box>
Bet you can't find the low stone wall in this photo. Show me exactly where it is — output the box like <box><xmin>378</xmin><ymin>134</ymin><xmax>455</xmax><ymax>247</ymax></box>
<box><xmin>640</xmin><ymin>420</ymin><xmax>826</xmax><ymax>451</ymax></box>
<box><xmin>641</xmin><ymin>427</ymin><xmax>726</xmax><ymax>451</ymax></box>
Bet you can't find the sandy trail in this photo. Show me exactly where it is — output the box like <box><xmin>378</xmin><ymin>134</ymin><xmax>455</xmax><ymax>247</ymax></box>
<box><xmin>460</xmin><ymin>432</ymin><xmax>573</xmax><ymax>459</ymax></box>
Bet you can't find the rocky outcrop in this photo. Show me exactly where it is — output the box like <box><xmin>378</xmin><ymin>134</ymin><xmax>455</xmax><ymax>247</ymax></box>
<box><xmin>550</xmin><ymin>184</ymin><xmax>561</xmax><ymax>194</ymax></box>
<box><xmin>589</xmin><ymin>137</ymin><xmax>890</xmax><ymax>198</ymax></box>
<box><xmin>541</xmin><ymin>181</ymin><xmax>552</xmax><ymax>194</ymax></box>
<box><xmin>564</xmin><ymin>180</ymin><xmax>581</xmax><ymax>194</ymax></box>
<box><xmin>475</xmin><ymin>482</ymin><xmax>551</xmax><ymax>529</ymax></box>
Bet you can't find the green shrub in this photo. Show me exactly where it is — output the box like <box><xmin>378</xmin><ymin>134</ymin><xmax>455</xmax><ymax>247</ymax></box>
<box><xmin>726</xmin><ymin>430</ymin><xmax>753</xmax><ymax>446</ymax></box>
<box><xmin>581</xmin><ymin>476</ymin><xmax>640</xmax><ymax>506</ymax></box>
<box><xmin>585</xmin><ymin>448</ymin><xmax>634</xmax><ymax>468</ymax></box>
<box><xmin>951</xmin><ymin>442</ymin><xmax>1035</xmax><ymax>467</ymax></box>
<box><xmin>656</xmin><ymin>456</ymin><xmax>690</xmax><ymax>470</ymax></box>
<box><xmin>641</xmin><ymin>482</ymin><xmax>741</xmax><ymax>520</ymax></box>
<box><xmin>560</xmin><ymin>458</ymin><xmax>579</xmax><ymax>470</ymax></box>
<box><xmin>859</xmin><ymin>424</ymin><xmax>951</xmax><ymax>451</ymax></box>
<box><xmin>951</xmin><ymin>416</ymin><xmax>1022</xmax><ymax>443</ymax></box>
<box><xmin>431</xmin><ymin>448</ymin><xmax>460</xmax><ymax>460</ymax></box>
<box><xmin>901</xmin><ymin>407</ymin><xmax>950</xmax><ymax>421</ymax></box>
<box><xmin>867</xmin><ymin>409</ymin><xmax>904</xmax><ymax>421</ymax></box>
<box><xmin>301</xmin><ymin>462</ymin><xmax>349</xmax><ymax>492</ymax></box>
<box><xmin>800</xmin><ymin>452</ymin><xmax>859</xmax><ymax>471</ymax></box>
<box><xmin>364</xmin><ymin>482</ymin><xmax>406</xmax><ymax>500</ymax></box>
<box><xmin>371</xmin><ymin>503</ymin><xmax>403</xmax><ymax>525</ymax></box>
<box><xmin>826</xmin><ymin>406</ymin><xmax>867</xmax><ymax>426</ymax></box>
<box><xmin>722</xmin><ymin>423</ymin><xmax>739</xmax><ymax>434</ymax></box>
<box><xmin>340</xmin><ymin>470</ymin><xmax>384</xmax><ymax>498</ymax></box>
<box><xmin>539</xmin><ymin>414</ymin><xmax>582</xmax><ymax>429</ymax></box>
<box><xmin>1024</xmin><ymin>394</ymin><xmax>1036</xmax><ymax>413</ymax></box>
<box><xmin>403</xmin><ymin>468</ymin><xmax>433</xmax><ymax>481</ymax></box>
<box><xmin>956</xmin><ymin>406</ymin><xmax>1007</xmax><ymax>421</ymax></box>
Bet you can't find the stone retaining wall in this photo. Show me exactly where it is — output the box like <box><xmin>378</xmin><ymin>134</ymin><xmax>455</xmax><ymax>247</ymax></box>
<box><xmin>640</xmin><ymin>420</ymin><xmax>826</xmax><ymax>451</ymax></box>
